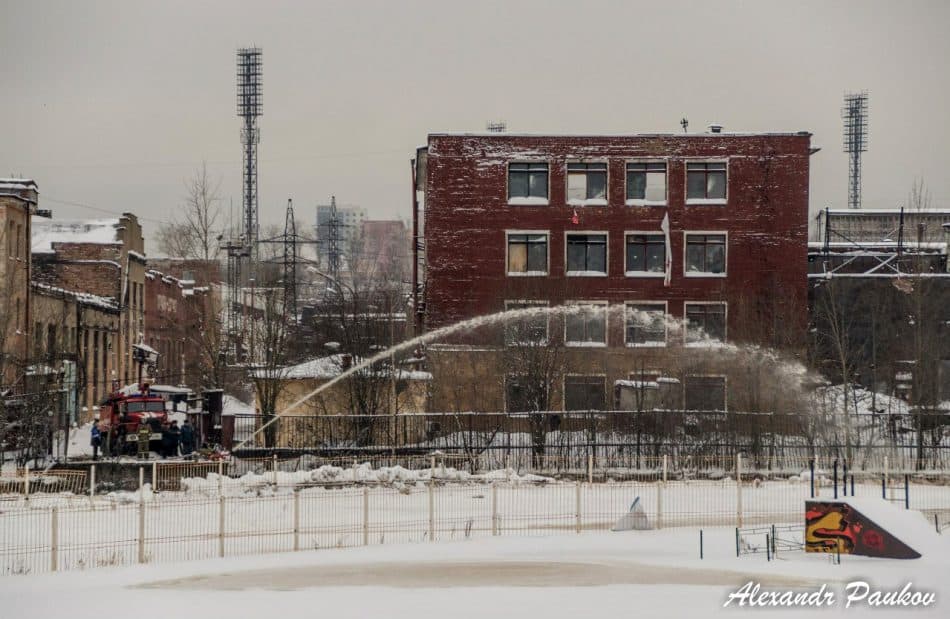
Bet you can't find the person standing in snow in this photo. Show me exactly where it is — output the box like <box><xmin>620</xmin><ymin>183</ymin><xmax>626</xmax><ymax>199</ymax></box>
<box><xmin>180</xmin><ymin>419</ymin><xmax>195</xmax><ymax>456</ymax></box>
<box><xmin>90</xmin><ymin>419</ymin><xmax>102</xmax><ymax>461</ymax></box>
<box><xmin>168</xmin><ymin>421</ymin><xmax>181</xmax><ymax>458</ymax></box>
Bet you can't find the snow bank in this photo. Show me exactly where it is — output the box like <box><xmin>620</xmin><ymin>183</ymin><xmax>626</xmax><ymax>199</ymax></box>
<box><xmin>179</xmin><ymin>463</ymin><xmax>553</xmax><ymax>496</ymax></box>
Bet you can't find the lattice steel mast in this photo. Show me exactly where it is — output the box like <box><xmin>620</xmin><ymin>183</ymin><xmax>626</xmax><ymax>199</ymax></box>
<box><xmin>842</xmin><ymin>92</ymin><xmax>868</xmax><ymax>210</ymax></box>
<box><xmin>237</xmin><ymin>47</ymin><xmax>263</xmax><ymax>265</ymax></box>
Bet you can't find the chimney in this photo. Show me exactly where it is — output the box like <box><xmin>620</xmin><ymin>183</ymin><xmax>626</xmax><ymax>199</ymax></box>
<box><xmin>708</xmin><ymin>123</ymin><xmax>723</xmax><ymax>134</ymax></box>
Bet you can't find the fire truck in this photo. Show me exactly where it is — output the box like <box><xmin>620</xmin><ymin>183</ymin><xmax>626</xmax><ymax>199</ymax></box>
<box><xmin>100</xmin><ymin>384</ymin><xmax>169</xmax><ymax>454</ymax></box>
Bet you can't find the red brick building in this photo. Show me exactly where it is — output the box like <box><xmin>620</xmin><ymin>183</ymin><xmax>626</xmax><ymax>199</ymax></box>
<box><xmin>413</xmin><ymin>131</ymin><xmax>815</xmax><ymax>348</ymax></box>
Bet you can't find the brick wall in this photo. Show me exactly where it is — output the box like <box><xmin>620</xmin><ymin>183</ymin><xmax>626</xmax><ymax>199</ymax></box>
<box><xmin>420</xmin><ymin>133</ymin><xmax>812</xmax><ymax>346</ymax></box>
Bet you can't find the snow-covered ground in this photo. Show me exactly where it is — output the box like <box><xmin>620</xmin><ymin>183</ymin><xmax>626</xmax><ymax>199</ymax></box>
<box><xmin>3</xmin><ymin>469</ymin><xmax>949</xmax><ymax>579</ymax></box>
<box><xmin>3</xmin><ymin>513</ymin><xmax>948</xmax><ymax>619</ymax></box>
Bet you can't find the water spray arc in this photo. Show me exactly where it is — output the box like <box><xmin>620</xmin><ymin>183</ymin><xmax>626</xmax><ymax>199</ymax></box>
<box><xmin>236</xmin><ymin>304</ymin><xmax>600</xmax><ymax>449</ymax></box>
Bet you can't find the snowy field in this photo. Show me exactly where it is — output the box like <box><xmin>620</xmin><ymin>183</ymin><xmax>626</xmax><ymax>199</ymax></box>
<box><xmin>3</xmin><ymin>516</ymin><xmax>948</xmax><ymax>619</ymax></box>
<box><xmin>3</xmin><ymin>465</ymin><xmax>950</xmax><ymax>578</ymax></box>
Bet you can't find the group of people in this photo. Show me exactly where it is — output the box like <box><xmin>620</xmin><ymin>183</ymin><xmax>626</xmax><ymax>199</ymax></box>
<box><xmin>157</xmin><ymin>419</ymin><xmax>197</xmax><ymax>458</ymax></box>
<box><xmin>90</xmin><ymin>417</ymin><xmax>197</xmax><ymax>459</ymax></box>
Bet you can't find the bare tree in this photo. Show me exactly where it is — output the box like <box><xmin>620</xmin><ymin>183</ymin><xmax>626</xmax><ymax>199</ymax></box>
<box><xmin>156</xmin><ymin>162</ymin><xmax>222</xmax><ymax>260</ymax></box>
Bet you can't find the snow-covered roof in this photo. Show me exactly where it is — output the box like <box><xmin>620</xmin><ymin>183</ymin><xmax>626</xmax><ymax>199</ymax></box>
<box><xmin>255</xmin><ymin>353</ymin><xmax>433</xmax><ymax>381</ymax></box>
<box><xmin>31</xmin><ymin>216</ymin><xmax>121</xmax><ymax>254</ymax></box>
<box><xmin>0</xmin><ymin>179</ymin><xmax>37</xmax><ymax>191</ymax></box>
<box><xmin>429</xmin><ymin>131</ymin><xmax>813</xmax><ymax>138</ymax></box>
<box><xmin>31</xmin><ymin>281</ymin><xmax>118</xmax><ymax>311</ymax></box>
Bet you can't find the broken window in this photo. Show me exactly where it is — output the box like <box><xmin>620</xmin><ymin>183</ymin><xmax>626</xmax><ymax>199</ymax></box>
<box><xmin>684</xmin><ymin>376</ymin><xmax>726</xmax><ymax>411</ymax></box>
<box><xmin>505</xmin><ymin>300</ymin><xmax>549</xmax><ymax>344</ymax></box>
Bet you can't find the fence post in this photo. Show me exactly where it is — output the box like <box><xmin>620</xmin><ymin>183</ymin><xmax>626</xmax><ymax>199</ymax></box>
<box><xmin>217</xmin><ymin>460</ymin><xmax>224</xmax><ymax>495</ymax></box>
<box><xmin>662</xmin><ymin>455</ymin><xmax>668</xmax><ymax>483</ymax></box>
<box><xmin>842</xmin><ymin>461</ymin><xmax>848</xmax><ymax>496</ymax></box>
<box><xmin>575</xmin><ymin>481</ymin><xmax>582</xmax><ymax>534</ymax></box>
<box><xmin>587</xmin><ymin>455</ymin><xmax>593</xmax><ymax>484</ymax></box>
<box><xmin>137</xmin><ymin>493</ymin><xmax>146</xmax><ymax>564</ymax></box>
<box><xmin>883</xmin><ymin>455</ymin><xmax>889</xmax><ymax>500</ymax></box>
<box><xmin>51</xmin><ymin>506</ymin><xmax>59</xmax><ymax>572</ymax></box>
<box><xmin>491</xmin><ymin>484</ymin><xmax>499</xmax><ymax>536</ymax></box>
<box><xmin>89</xmin><ymin>464</ymin><xmax>96</xmax><ymax>497</ymax></box>
<box><xmin>833</xmin><ymin>459</ymin><xmax>838</xmax><ymax>500</ymax></box>
<box><xmin>904</xmin><ymin>474</ymin><xmax>910</xmax><ymax>510</ymax></box>
<box><xmin>218</xmin><ymin>495</ymin><xmax>225</xmax><ymax>557</ymax></box>
<box><xmin>272</xmin><ymin>454</ymin><xmax>278</xmax><ymax>487</ymax></box>
<box><xmin>138</xmin><ymin>466</ymin><xmax>144</xmax><ymax>494</ymax></box>
<box><xmin>430</xmin><ymin>455</ymin><xmax>435</xmax><ymax>481</ymax></box>
<box><xmin>362</xmin><ymin>486</ymin><xmax>369</xmax><ymax>546</ymax></box>
<box><xmin>656</xmin><ymin>478</ymin><xmax>664</xmax><ymax>530</ymax></box>
<box><xmin>428</xmin><ymin>481</ymin><xmax>435</xmax><ymax>542</ymax></box>
<box><xmin>736</xmin><ymin>453</ymin><xmax>743</xmax><ymax>529</ymax></box>
<box><xmin>881</xmin><ymin>475</ymin><xmax>886</xmax><ymax>499</ymax></box>
<box><xmin>293</xmin><ymin>490</ymin><xmax>300</xmax><ymax>552</ymax></box>
<box><xmin>24</xmin><ymin>464</ymin><xmax>30</xmax><ymax>498</ymax></box>
<box><xmin>152</xmin><ymin>462</ymin><xmax>157</xmax><ymax>491</ymax></box>
<box><xmin>809</xmin><ymin>458</ymin><xmax>815</xmax><ymax>498</ymax></box>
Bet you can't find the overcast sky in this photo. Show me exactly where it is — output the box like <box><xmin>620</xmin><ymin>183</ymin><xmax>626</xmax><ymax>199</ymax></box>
<box><xmin>2</xmin><ymin>0</ymin><xmax>948</xmax><ymax>248</ymax></box>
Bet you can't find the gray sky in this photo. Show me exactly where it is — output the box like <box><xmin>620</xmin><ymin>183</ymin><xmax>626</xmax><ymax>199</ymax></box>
<box><xmin>2</xmin><ymin>0</ymin><xmax>948</xmax><ymax>247</ymax></box>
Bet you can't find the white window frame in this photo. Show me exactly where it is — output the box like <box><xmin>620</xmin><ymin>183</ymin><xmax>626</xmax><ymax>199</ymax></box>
<box><xmin>683</xmin><ymin>231</ymin><xmax>728</xmax><ymax>278</ymax></box>
<box><xmin>564</xmin><ymin>300</ymin><xmax>608</xmax><ymax>348</ymax></box>
<box><xmin>507</xmin><ymin>161</ymin><xmax>551</xmax><ymax>206</ymax></box>
<box><xmin>562</xmin><ymin>373</ymin><xmax>608</xmax><ymax>412</ymax></box>
<box><xmin>566</xmin><ymin>160</ymin><xmax>609</xmax><ymax>207</ymax></box>
<box><xmin>624</xmin><ymin>301</ymin><xmax>668</xmax><ymax>348</ymax></box>
<box><xmin>624</xmin><ymin>231</ymin><xmax>668</xmax><ymax>278</ymax></box>
<box><xmin>683</xmin><ymin>301</ymin><xmax>728</xmax><ymax>347</ymax></box>
<box><xmin>625</xmin><ymin>159</ymin><xmax>668</xmax><ymax>207</ymax></box>
<box><xmin>504</xmin><ymin>299</ymin><xmax>549</xmax><ymax>346</ymax></box>
<box><xmin>565</xmin><ymin>231</ymin><xmax>609</xmax><ymax>277</ymax></box>
<box><xmin>505</xmin><ymin>230</ymin><xmax>550</xmax><ymax>276</ymax></box>
<box><xmin>684</xmin><ymin>159</ymin><xmax>728</xmax><ymax>205</ymax></box>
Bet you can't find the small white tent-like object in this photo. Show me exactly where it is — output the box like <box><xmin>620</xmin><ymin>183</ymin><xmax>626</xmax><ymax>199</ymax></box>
<box><xmin>612</xmin><ymin>497</ymin><xmax>653</xmax><ymax>531</ymax></box>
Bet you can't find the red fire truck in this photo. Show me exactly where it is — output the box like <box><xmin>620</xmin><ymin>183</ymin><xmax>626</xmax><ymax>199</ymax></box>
<box><xmin>99</xmin><ymin>384</ymin><xmax>169</xmax><ymax>454</ymax></box>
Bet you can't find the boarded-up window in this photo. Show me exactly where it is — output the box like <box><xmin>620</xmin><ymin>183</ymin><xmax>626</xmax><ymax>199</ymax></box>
<box><xmin>565</xmin><ymin>375</ymin><xmax>606</xmax><ymax>411</ymax></box>
<box><xmin>684</xmin><ymin>376</ymin><xmax>726</xmax><ymax>411</ymax></box>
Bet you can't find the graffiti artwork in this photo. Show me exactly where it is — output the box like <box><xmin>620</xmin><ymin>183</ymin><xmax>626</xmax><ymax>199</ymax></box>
<box><xmin>805</xmin><ymin>501</ymin><xmax>921</xmax><ymax>559</ymax></box>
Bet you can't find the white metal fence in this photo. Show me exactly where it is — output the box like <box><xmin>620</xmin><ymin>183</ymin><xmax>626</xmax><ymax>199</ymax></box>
<box><xmin>2</xmin><ymin>457</ymin><xmax>949</xmax><ymax>577</ymax></box>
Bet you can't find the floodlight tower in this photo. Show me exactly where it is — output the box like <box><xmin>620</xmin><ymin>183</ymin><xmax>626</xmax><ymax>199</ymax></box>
<box><xmin>237</xmin><ymin>47</ymin><xmax>263</xmax><ymax>263</ymax></box>
<box><xmin>842</xmin><ymin>92</ymin><xmax>868</xmax><ymax>209</ymax></box>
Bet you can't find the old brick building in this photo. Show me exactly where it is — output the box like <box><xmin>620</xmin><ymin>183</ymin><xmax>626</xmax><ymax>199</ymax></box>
<box><xmin>0</xmin><ymin>178</ymin><xmax>37</xmax><ymax>385</ymax></box>
<box><xmin>31</xmin><ymin>213</ymin><xmax>147</xmax><ymax>392</ymax></box>
<box><xmin>144</xmin><ymin>267</ymin><xmax>217</xmax><ymax>389</ymax></box>
<box><xmin>413</xmin><ymin>130</ymin><xmax>816</xmax><ymax>413</ymax></box>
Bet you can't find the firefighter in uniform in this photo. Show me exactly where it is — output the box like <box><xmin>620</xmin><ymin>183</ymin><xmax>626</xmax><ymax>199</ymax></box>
<box><xmin>137</xmin><ymin>424</ymin><xmax>151</xmax><ymax>459</ymax></box>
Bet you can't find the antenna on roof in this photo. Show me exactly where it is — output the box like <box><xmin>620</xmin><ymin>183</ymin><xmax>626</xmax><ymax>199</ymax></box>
<box><xmin>680</xmin><ymin>118</ymin><xmax>689</xmax><ymax>133</ymax></box>
<box><xmin>486</xmin><ymin>120</ymin><xmax>507</xmax><ymax>133</ymax></box>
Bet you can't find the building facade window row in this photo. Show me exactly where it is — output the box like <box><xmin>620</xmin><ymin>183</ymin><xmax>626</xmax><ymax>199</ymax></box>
<box><xmin>504</xmin><ymin>299</ymin><xmax>727</xmax><ymax>347</ymax></box>
<box><xmin>506</xmin><ymin>231</ymin><xmax>727</xmax><ymax>277</ymax></box>
<box><xmin>507</xmin><ymin>160</ymin><xmax>728</xmax><ymax>206</ymax></box>
<box><xmin>505</xmin><ymin>373</ymin><xmax>727</xmax><ymax>413</ymax></box>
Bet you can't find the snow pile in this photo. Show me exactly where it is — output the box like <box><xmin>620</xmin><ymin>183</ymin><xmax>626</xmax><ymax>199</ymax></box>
<box><xmin>179</xmin><ymin>463</ymin><xmax>553</xmax><ymax>496</ymax></box>
<box><xmin>788</xmin><ymin>468</ymin><xmax>833</xmax><ymax>486</ymax></box>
